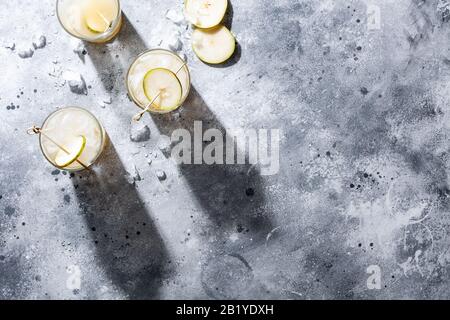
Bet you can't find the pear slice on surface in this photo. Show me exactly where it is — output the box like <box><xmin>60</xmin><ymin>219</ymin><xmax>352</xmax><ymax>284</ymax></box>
<box><xmin>192</xmin><ymin>25</ymin><xmax>235</xmax><ymax>64</ymax></box>
<box><xmin>143</xmin><ymin>68</ymin><xmax>183</xmax><ymax>111</ymax></box>
<box><xmin>54</xmin><ymin>135</ymin><xmax>86</xmax><ymax>168</ymax></box>
<box><xmin>185</xmin><ymin>0</ymin><xmax>228</xmax><ymax>29</ymax></box>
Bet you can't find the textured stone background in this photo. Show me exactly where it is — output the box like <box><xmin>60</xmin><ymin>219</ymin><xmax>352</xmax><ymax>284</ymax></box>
<box><xmin>2</xmin><ymin>0</ymin><xmax>450</xmax><ymax>299</ymax></box>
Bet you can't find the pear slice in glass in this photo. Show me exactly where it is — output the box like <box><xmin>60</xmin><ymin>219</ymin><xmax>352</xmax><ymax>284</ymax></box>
<box><xmin>143</xmin><ymin>68</ymin><xmax>183</xmax><ymax>111</ymax></box>
<box><xmin>83</xmin><ymin>0</ymin><xmax>116</xmax><ymax>33</ymax></box>
<box><xmin>54</xmin><ymin>135</ymin><xmax>86</xmax><ymax>168</ymax></box>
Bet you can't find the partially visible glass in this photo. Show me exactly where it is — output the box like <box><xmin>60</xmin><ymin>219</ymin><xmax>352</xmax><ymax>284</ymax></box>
<box><xmin>126</xmin><ymin>49</ymin><xmax>191</xmax><ymax>114</ymax></box>
<box><xmin>56</xmin><ymin>0</ymin><xmax>122</xmax><ymax>43</ymax></box>
<box><xmin>37</xmin><ymin>107</ymin><xmax>106</xmax><ymax>171</ymax></box>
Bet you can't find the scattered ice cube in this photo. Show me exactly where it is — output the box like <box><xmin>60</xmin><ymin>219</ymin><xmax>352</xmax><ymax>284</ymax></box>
<box><xmin>73</xmin><ymin>42</ymin><xmax>87</xmax><ymax>60</ymax></box>
<box><xmin>3</xmin><ymin>42</ymin><xmax>15</xmax><ymax>50</ymax></box>
<box><xmin>167</xmin><ymin>35</ymin><xmax>182</xmax><ymax>52</ymax></box>
<box><xmin>49</xmin><ymin>65</ymin><xmax>67</xmax><ymax>87</ymax></box>
<box><xmin>18</xmin><ymin>48</ymin><xmax>34</xmax><ymax>59</ymax></box>
<box><xmin>63</xmin><ymin>71</ymin><xmax>87</xmax><ymax>95</ymax></box>
<box><xmin>158</xmin><ymin>135</ymin><xmax>172</xmax><ymax>156</ymax></box>
<box><xmin>132</xmin><ymin>166</ymin><xmax>142</xmax><ymax>182</ymax></box>
<box><xmin>156</xmin><ymin>170</ymin><xmax>167</xmax><ymax>181</ymax></box>
<box><xmin>98</xmin><ymin>96</ymin><xmax>112</xmax><ymax>108</ymax></box>
<box><xmin>130</xmin><ymin>124</ymin><xmax>151</xmax><ymax>142</ymax></box>
<box><xmin>48</xmin><ymin>65</ymin><xmax>62</xmax><ymax>77</ymax></box>
<box><xmin>438</xmin><ymin>0</ymin><xmax>450</xmax><ymax>22</ymax></box>
<box><xmin>166</xmin><ymin>9</ymin><xmax>185</xmax><ymax>25</ymax></box>
<box><xmin>32</xmin><ymin>35</ymin><xmax>46</xmax><ymax>49</ymax></box>
<box><xmin>178</xmin><ymin>52</ymin><xmax>188</xmax><ymax>63</ymax></box>
<box><xmin>102</xmin><ymin>96</ymin><xmax>112</xmax><ymax>104</ymax></box>
<box><xmin>126</xmin><ymin>173</ymin><xmax>136</xmax><ymax>185</ymax></box>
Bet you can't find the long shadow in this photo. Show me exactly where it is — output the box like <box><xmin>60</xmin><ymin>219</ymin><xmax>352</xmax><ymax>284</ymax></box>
<box><xmin>205</xmin><ymin>43</ymin><xmax>242</xmax><ymax>69</ymax></box>
<box><xmin>171</xmin><ymin>0</ymin><xmax>239</xmax><ymax>69</ymax></box>
<box><xmin>151</xmin><ymin>86</ymin><xmax>273</xmax><ymax>245</ymax></box>
<box><xmin>223</xmin><ymin>0</ymin><xmax>234</xmax><ymax>29</ymax></box>
<box><xmin>204</xmin><ymin>1</ymin><xmax>242</xmax><ymax>68</ymax></box>
<box><xmin>72</xmin><ymin>141</ymin><xmax>171</xmax><ymax>299</ymax></box>
<box><xmin>84</xmin><ymin>14</ymin><xmax>147</xmax><ymax>96</ymax></box>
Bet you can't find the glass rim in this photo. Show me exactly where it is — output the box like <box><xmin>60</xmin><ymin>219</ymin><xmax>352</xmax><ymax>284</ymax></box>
<box><xmin>39</xmin><ymin>106</ymin><xmax>106</xmax><ymax>171</ymax></box>
<box><xmin>125</xmin><ymin>48</ymin><xmax>191</xmax><ymax>114</ymax></box>
<box><xmin>56</xmin><ymin>0</ymin><xmax>122</xmax><ymax>42</ymax></box>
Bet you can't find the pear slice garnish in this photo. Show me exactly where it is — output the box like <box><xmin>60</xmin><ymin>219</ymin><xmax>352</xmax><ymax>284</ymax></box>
<box><xmin>54</xmin><ymin>135</ymin><xmax>86</xmax><ymax>168</ymax></box>
<box><xmin>143</xmin><ymin>68</ymin><xmax>183</xmax><ymax>111</ymax></box>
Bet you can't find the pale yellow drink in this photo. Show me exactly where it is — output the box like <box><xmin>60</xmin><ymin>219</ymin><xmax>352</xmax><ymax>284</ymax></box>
<box><xmin>39</xmin><ymin>107</ymin><xmax>106</xmax><ymax>171</ymax></box>
<box><xmin>57</xmin><ymin>0</ymin><xmax>122</xmax><ymax>42</ymax></box>
<box><xmin>126</xmin><ymin>49</ymin><xmax>191</xmax><ymax>114</ymax></box>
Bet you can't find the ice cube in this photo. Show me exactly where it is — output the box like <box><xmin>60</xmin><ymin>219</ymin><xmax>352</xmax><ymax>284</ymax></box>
<box><xmin>78</xmin><ymin>145</ymin><xmax>97</xmax><ymax>164</ymax></box>
<box><xmin>179</xmin><ymin>52</ymin><xmax>188</xmax><ymax>62</ymax></box>
<box><xmin>102</xmin><ymin>96</ymin><xmax>112</xmax><ymax>104</ymax></box>
<box><xmin>158</xmin><ymin>135</ymin><xmax>172</xmax><ymax>157</ymax></box>
<box><xmin>133</xmin><ymin>166</ymin><xmax>142</xmax><ymax>182</ymax></box>
<box><xmin>166</xmin><ymin>9</ymin><xmax>185</xmax><ymax>25</ymax></box>
<box><xmin>130</xmin><ymin>124</ymin><xmax>151</xmax><ymax>142</ymax></box>
<box><xmin>156</xmin><ymin>170</ymin><xmax>167</xmax><ymax>181</ymax></box>
<box><xmin>168</xmin><ymin>37</ymin><xmax>182</xmax><ymax>52</ymax></box>
<box><xmin>32</xmin><ymin>35</ymin><xmax>46</xmax><ymax>49</ymax></box>
<box><xmin>98</xmin><ymin>96</ymin><xmax>112</xmax><ymax>108</ymax></box>
<box><xmin>161</xmin><ymin>27</ymin><xmax>183</xmax><ymax>52</ymax></box>
<box><xmin>18</xmin><ymin>48</ymin><xmax>34</xmax><ymax>59</ymax></box>
<box><xmin>125</xmin><ymin>166</ymin><xmax>142</xmax><ymax>185</ymax></box>
<box><xmin>63</xmin><ymin>71</ymin><xmax>87</xmax><ymax>95</ymax></box>
<box><xmin>438</xmin><ymin>0</ymin><xmax>450</xmax><ymax>22</ymax></box>
<box><xmin>73</xmin><ymin>42</ymin><xmax>87</xmax><ymax>60</ymax></box>
<box><xmin>3</xmin><ymin>41</ymin><xmax>15</xmax><ymax>50</ymax></box>
<box><xmin>63</xmin><ymin>110</ymin><xmax>91</xmax><ymax>135</ymax></box>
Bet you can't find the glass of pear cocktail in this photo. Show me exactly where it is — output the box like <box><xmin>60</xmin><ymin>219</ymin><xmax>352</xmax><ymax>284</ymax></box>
<box><xmin>56</xmin><ymin>0</ymin><xmax>122</xmax><ymax>43</ymax></box>
<box><xmin>31</xmin><ymin>107</ymin><xmax>106</xmax><ymax>171</ymax></box>
<box><xmin>127</xmin><ymin>49</ymin><xmax>191</xmax><ymax>115</ymax></box>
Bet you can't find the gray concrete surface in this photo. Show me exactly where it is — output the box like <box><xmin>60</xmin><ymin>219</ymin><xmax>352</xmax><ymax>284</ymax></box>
<box><xmin>2</xmin><ymin>0</ymin><xmax>450</xmax><ymax>299</ymax></box>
